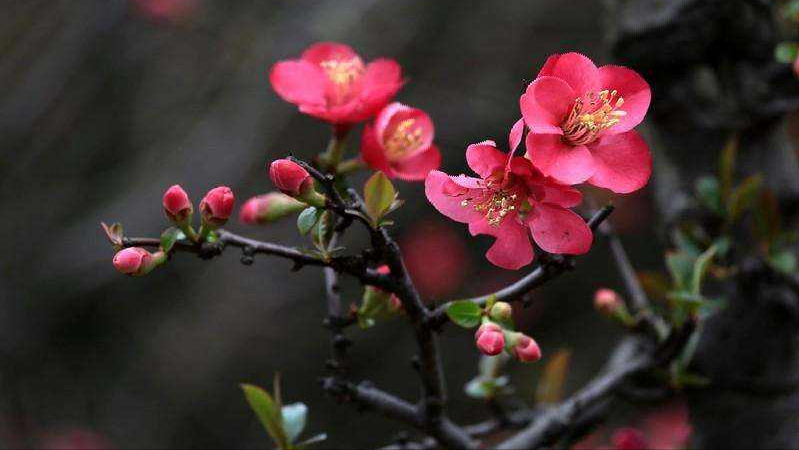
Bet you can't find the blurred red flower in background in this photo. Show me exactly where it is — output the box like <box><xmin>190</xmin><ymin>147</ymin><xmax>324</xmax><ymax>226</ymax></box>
<box><xmin>574</xmin><ymin>401</ymin><xmax>692</xmax><ymax>450</ymax></box>
<box><xmin>131</xmin><ymin>0</ymin><xmax>198</xmax><ymax>22</ymax></box>
<box><xmin>399</xmin><ymin>220</ymin><xmax>469</xmax><ymax>298</ymax></box>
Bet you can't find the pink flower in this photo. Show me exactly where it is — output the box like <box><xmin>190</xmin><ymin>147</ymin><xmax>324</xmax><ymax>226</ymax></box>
<box><xmin>162</xmin><ymin>184</ymin><xmax>193</xmax><ymax>223</ymax></box>
<box><xmin>131</xmin><ymin>0</ymin><xmax>197</xmax><ymax>23</ymax></box>
<box><xmin>475</xmin><ymin>323</ymin><xmax>505</xmax><ymax>356</ymax></box>
<box><xmin>520</xmin><ymin>53</ymin><xmax>652</xmax><ymax>193</ymax></box>
<box><xmin>269</xmin><ymin>159</ymin><xmax>312</xmax><ymax>196</ymax></box>
<box><xmin>200</xmin><ymin>186</ymin><xmax>235</xmax><ymax>227</ymax></box>
<box><xmin>269</xmin><ymin>42</ymin><xmax>403</xmax><ymax>125</ymax></box>
<box><xmin>512</xmin><ymin>334</ymin><xmax>542</xmax><ymax>363</ymax></box>
<box><xmin>594</xmin><ymin>288</ymin><xmax>623</xmax><ymax>315</ymax></box>
<box><xmin>425</xmin><ymin>120</ymin><xmax>593</xmax><ymax>270</ymax></box>
<box><xmin>113</xmin><ymin>247</ymin><xmax>152</xmax><ymax>276</ymax></box>
<box><xmin>611</xmin><ymin>428</ymin><xmax>648</xmax><ymax>450</ymax></box>
<box><xmin>399</xmin><ymin>220</ymin><xmax>468</xmax><ymax>298</ymax></box>
<box><xmin>361</xmin><ymin>103</ymin><xmax>441</xmax><ymax>180</ymax></box>
<box><xmin>239</xmin><ymin>193</ymin><xmax>305</xmax><ymax>224</ymax></box>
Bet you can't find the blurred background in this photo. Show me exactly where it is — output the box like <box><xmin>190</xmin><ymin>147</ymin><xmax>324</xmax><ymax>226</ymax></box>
<box><xmin>1</xmin><ymin>0</ymin><xmax>683</xmax><ymax>448</ymax></box>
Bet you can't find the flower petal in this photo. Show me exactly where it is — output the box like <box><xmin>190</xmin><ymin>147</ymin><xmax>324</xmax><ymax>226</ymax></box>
<box><xmin>540</xmin><ymin>180</ymin><xmax>583</xmax><ymax>208</ymax></box>
<box><xmin>392</xmin><ymin>145</ymin><xmax>442</xmax><ymax>181</ymax></box>
<box><xmin>469</xmin><ymin>217</ymin><xmax>534</xmax><ymax>270</ymax></box>
<box><xmin>425</xmin><ymin>170</ymin><xmax>484</xmax><ymax>223</ymax></box>
<box><xmin>361</xmin><ymin>123</ymin><xmax>395</xmax><ymax>176</ymax></box>
<box><xmin>520</xmin><ymin>76</ymin><xmax>575</xmax><ymax>135</ymax></box>
<box><xmin>588</xmin><ymin>131</ymin><xmax>652</xmax><ymax>194</ymax></box>
<box><xmin>536</xmin><ymin>52</ymin><xmax>600</xmax><ymax>95</ymax></box>
<box><xmin>509</xmin><ymin>118</ymin><xmax>525</xmax><ymax>154</ymax></box>
<box><xmin>525</xmin><ymin>133</ymin><xmax>595</xmax><ymax>185</ymax></box>
<box><xmin>527</xmin><ymin>204</ymin><xmax>592</xmax><ymax>255</ymax></box>
<box><xmin>301</xmin><ymin>42</ymin><xmax>359</xmax><ymax>65</ymax></box>
<box><xmin>466</xmin><ymin>141</ymin><xmax>506</xmax><ymax>178</ymax></box>
<box><xmin>269</xmin><ymin>61</ymin><xmax>327</xmax><ymax>106</ymax></box>
<box><xmin>598</xmin><ymin>65</ymin><xmax>651</xmax><ymax>134</ymax></box>
<box><xmin>356</xmin><ymin>59</ymin><xmax>404</xmax><ymax>121</ymax></box>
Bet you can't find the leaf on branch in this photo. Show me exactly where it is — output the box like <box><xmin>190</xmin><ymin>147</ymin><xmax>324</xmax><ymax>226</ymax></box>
<box><xmin>297</xmin><ymin>207</ymin><xmax>323</xmax><ymax>236</ymax></box>
<box><xmin>446</xmin><ymin>301</ymin><xmax>483</xmax><ymax>328</ymax></box>
<box><xmin>536</xmin><ymin>349</ymin><xmax>572</xmax><ymax>404</ymax></box>
<box><xmin>666</xmin><ymin>251</ymin><xmax>694</xmax><ymax>292</ymax></box>
<box><xmin>101</xmin><ymin>222</ymin><xmax>124</xmax><ymax>248</ymax></box>
<box><xmin>160</xmin><ymin>227</ymin><xmax>186</xmax><ymax>253</ymax></box>
<box><xmin>695</xmin><ymin>176</ymin><xmax>722</xmax><ymax>215</ymax></box>
<box><xmin>691</xmin><ymin>245</ymin><xmax>717</xmax><ymax>295</ymax></box>
<box><xmin>311</xmin><ymin>211</ymin><xmax>334</xmax><ymax>253</ymax></box>
<box><xmin>364</xmin><ymin>171</ymin><xmax>397</xmax><ymax>224</ymax></box>
<box><xmin>727</xmin><ymin>174</ymin><xmax>763</xmax><ymax>223</ymax></box>
<box><xmin>241</xmin><ymin>383</ymin><xmax>289</xmax><ymax>449</ymax></box>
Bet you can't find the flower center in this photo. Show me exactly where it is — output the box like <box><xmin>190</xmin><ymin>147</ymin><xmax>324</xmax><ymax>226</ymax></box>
<box><xmin>384</xmin><ymin>119</ymin><xmax>424</xmax><ymax>161</ymax></box>
<box><xmin>561</xmin><ymin>90</ymin><xmax>626</xmax><ymax>146</ymax></box>
<box><xmin>320</xmin><ymin>58</ymin><xmax>365</xmax><ymax>105</ymax></box>
<box><xmin>459</xmin><ymin>177</ymin><xmax>524</xmax><ymax>227</ymax></box>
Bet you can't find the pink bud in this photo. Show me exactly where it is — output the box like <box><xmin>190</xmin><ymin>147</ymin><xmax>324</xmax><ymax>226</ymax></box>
<box><xmin>239</xmin><ymin>193</ymin><xmax>305</xmax><ymax>225</ymax></box>
<box><xmin>594</xmin><ymin>288</ymin><xmax>623</xmax><ymax>315</ymax></box>
<box><xmin>512</xmin><ymin>334</ymin><xmax>542</xmax><ymax>363</ymax></box>
<box><xmin>162</xmin><ymin>184</ymin><xmax>193</xmax><ymax>223</ymax></box>
<box><xmin>269</xmin><ymin>159</ymin><xmax>312</xmax><ymax>196</ymax></box>
<box><xmin>612</xmin><ymin>428</ymin><xmax>649</xmax><ymax>450</ymax></box>
<box><xmin>112</xmin><ymin>247</ymin><xmax>152</xmax><ymax>275</ymax></box>
<box><xmin>475</xmin><ymin>323</ymin><xmax>505</xmax><ymax>356</ymax></box>
<box><xmin>200</xmin><ymin>186</ymin><xmax>235</xmax><ymax>227</ymax></box>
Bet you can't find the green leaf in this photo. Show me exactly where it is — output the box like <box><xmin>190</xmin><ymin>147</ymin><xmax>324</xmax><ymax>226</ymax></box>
<box><xmin>719</xmin><ymin>135</ymin><xmax>738</xmax><ymax>202</ymax></box>
<box><xmin>775</xmin><ymin>41</ymin><xmax>799</xmax><ymax>63</ymax></box>
<box><xmin>295</xmin><ymin>433</ymin><xmax>328</xmax><ymax>449</ymax></box>
<box><xmin>281</xmin><ymin>403</ymin><xmax>308</xmax><ymax>445</ymax></box>
<box><xmin>727</xmin><ymin>174</ymin><xmax>763</xmax><ymax>223</ymax></box>
<box><xmin>241</xmin><ymin>384</ymin><xmax>288</xmax><ymax>449</ymax></box>
<box><xmin>297</xmin><ymin>207</ymin><xmax>323</xmax><ymax>236</ymax></box>
<box><xmin>691</xmin><ymin>245</ymin><xmax>718</xmax><ymax>295</ymax></box>
<box><xmin>770</xmin><ymin>249</ymin><xmax>798</xmax><ymax>275</ymax></box>
<box><xmin>672</xmin><ymin>228</ymin><xmax>702</xmax><ymax>258</ymax></box>
<box><xmin>160</xmin><ymin>227</ymin><xmax>186</xmax><ymax>253</ymax></box>
<box><xmin>695</xmin><ymin>176</ymin><xmax>722</xmax><ymax>215</ymax></box>
<box><xmin>666</xmin><ymin>251</ymin><xmax>694</xmax><ymax>291</ymax></box>
<box><xmin>446</xmin><ymin>301</ymin><xmax>483</xmax><ymax>328</ymax></box>
<box><xmin>464</xmin><ymin>375</ymin><xmax>509</xmax><ymax>400</ymax></box>
<box><xmin>311</xmin><ymin>211</ymin><xmax>333</xmax><ymax>252</ymax></box>
<box><xmin>785</xmin><ymin>1</ymin><xmax>799</xmax><ymax>21</ymax></box>
<box><xmin>364</xmin><ymin>171</ymin><xmax>396</xmax><ymax>223</ymax></box>
<box><xmin>357</xmin><ymin>287</ymin><xmax>394</xmax><ymax>329</ymax></box>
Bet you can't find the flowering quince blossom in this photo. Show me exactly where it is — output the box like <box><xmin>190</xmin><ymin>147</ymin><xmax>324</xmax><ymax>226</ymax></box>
<box><xmin>425</xmin><ymin>120</ymin><xmax>593</xmax><ymax>270</ymax></box>
<box><xmin>269</xmin><ymin>42</ymin><xmax>403</xmax><ymax>125</ymax></box>
<box><xmin>361</xmin><ymin>102</ymin><xmax>441</xmax><ymax>180</ymax></box>
<box><xmin>521</xmin><ymin>53</ymin><xmax>652</xmax><ymax>193</ymax></box>
<box><xmin>199</xmin><ymin>186</ymin><xmax>235</xmax><ymax>227</ymax></box>
<box><xmin>162</xmin><ymin>184</ymin><xmax>193</xmax><ymax>223</ymax></box>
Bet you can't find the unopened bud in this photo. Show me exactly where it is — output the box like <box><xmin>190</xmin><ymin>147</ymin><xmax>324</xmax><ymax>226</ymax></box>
<box><xmin>199</xmin><ymin>186</ymin><xmax>235</xmax><ymax>228</ymax></box>
<box><xmin>489</xmin><ymin>301</ymin><xmax>513</xmax><ymax>322</ymax></box>
<box><xmin>511</xmin><ymin>333</ymin><xmax>542</xmax><ymax>363</ymax></box>
<box><xmin>268</xmin><ymin>159</ymin><xmax>326</xmax><ymax>207</ymax></box>
<box><xmin>162</xmin><ymin>184</ymin><xmax>193</xmax><ymax>225</ymax></box>
<box><xmin>475</xmin><ymin>323</ymin><xmax>505</xmax><ymax>356</ymax></box>
<box><xmin>594</xmin><ymin>288</ymin><xmax>623</xmax><ymax>315</ymax></box>
<box><xmin>112</xmin><ymin>247</ymin><xmax>165</xmax><ymax>276</ymax></box>
<box><xmin>240</xmin><ymin>193</ymin><xmax>306</xmax><ymax>224</ymax></box>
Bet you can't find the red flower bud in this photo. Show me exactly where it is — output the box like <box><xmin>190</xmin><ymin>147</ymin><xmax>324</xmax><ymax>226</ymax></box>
<box><xmin>112</xmin><ymin>247</ymin><xmax>152</xmax><ymax>276</ymax></box>
<box><xmin>239</xmin><ymin>193</ymin><xmax>305</xmax><ymax>225</ymax></box>
<box><xmin>475</xmin><ymin>323</ymin><xmax>505</xmax><ymax>356</ymax></box>
<box><xmin>594</xmin><ymin>288</ymin><xmax>623</xmax><ymax>315</ymax></box>
<box><xmin>512</xmin><ymin>334</ymin><xmax>542</xmax><ymax>363</ymax></box>
<box><xmin>269</xmin><ymin>159</ymin><xmax>312</xmax><ymax>196</ymax></box>
<box><xmin>162</xmin><ymin>184</ymin><xmax>193</xmax><ymax>224</ymax></box>
<box><xmin>200</xmin><ymin>186</ymin><xmax>235</xmax><ymax>227</ymax></box>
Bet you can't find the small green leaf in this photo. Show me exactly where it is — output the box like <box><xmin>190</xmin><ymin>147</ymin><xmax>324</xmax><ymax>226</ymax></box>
<box><xmin>691</xmin><ymin>245</ymin><xmax>717</xmax><ymax>295</ymax></box>
<box><xmin>160</xmin><ymin>227</ymin><xmax>186</xmax><ymax>253</ymax></box>
<box><xmin>770</xmin><ymin>250</ymin><xmax>798</xmax><ymax>275</ymax></box>
<box><xmin>727</xmin><ymin>174</ymin><xmax>763</xmax><ymax>223</ymax></box>
<box><xmin>364</xmin><ymin>171</ymin><xmax>396</xmax><ymax>223</ymax></box>
<box><xmin>666</xmin><ymin>251</ymin><xmax>695</xmax><ymax>291</ymax></box>
<box><xmin>357</xmin><ymin>287</ymin><xmax>394</xmax><ymax>329</ymax></box>
<box><xmin>695</xmin><ymin>176</ymin><xmax>722</xmax><ymax>215</ymax></box>
<box><xmin>775</xmin><ymin>41</ymin><xmax>799</xmax><ymax>63</ymax></box>
<box><xmin>281</xmin><ymin>403</ymin><xmax>308</xmax><ymax>445</ymax></box>
<box><xmin>241</xmin><ymin>384</ymin><xmax>288</xmax><ymax>449</ymax></box>
<box><xmin>295</xmin><ymin>433</ymin><xmax>327</xmax><ymax>449</ymax></box>
<box><xmin>311</xmin><ymin>211</ymin><xmax>333</xmax><ymax>252</ymax></box>
<box><xmin>297</xmin><ymin>207</ymin><xmax>323</xmax><ymax>235</ymax></box>
<box><xmin>672</xmin><ymin>228</ymin><xmax>702</xmax><ymax>258</ymax></box>
<box><xmin>446</xmin><ymin>301</ymin><xmax>483</xmax><ymax>328</ymax></box>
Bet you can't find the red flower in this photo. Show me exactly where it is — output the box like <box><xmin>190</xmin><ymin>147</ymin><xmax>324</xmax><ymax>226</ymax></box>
<box><xmin>475</xmin><ymin>323</ymin><xmax>505</xmax><ymax>356</ymax></box>
<box><xmin>199</xmin><ymin>186</ymin><xmax>235</xmax><ymax>227</ymax></box>
<box><xmin>269</xmin><ymin>42</ymin><xmax>403</xmax><ymax>125</ymax></box>
<box><xmin>269</xmin><ymin>159</ymin><xmax>312</xmax><ymax>196</ymax></box>
<box><xmin>361</xmin><ymin>103</ymin><xmax>441</xmax><ymax>180</ymax></box>
<box><xmin>425</xmin><ymin>120</ymin><xmax>592</xmax><ymax>270</ymax></box>
<box><xmin>521</xmin><ymin>53</ymin><xmax>652</xmax><ymax>193</ymax></box>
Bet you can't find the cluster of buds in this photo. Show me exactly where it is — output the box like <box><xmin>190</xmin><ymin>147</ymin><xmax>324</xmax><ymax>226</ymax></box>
<box><xmin>473</xmin><ymin>301</ymin><xmax>542</xmax><ymax>363</ymax></box>
<box><xmin>268</xmin><ymin>159</ymin><xmax>327</xmax><ymax>207</ymax></box>
<box><xmin>112</xmin><ymin>184</ymin><xmax>235</xmax><ymax>276</ymax></box>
